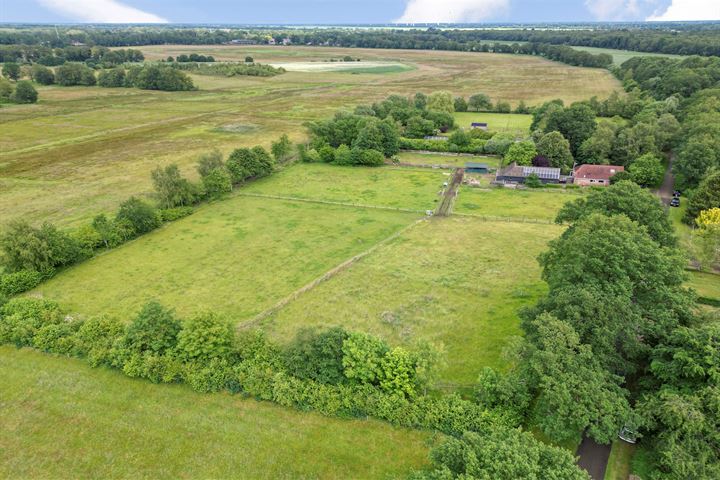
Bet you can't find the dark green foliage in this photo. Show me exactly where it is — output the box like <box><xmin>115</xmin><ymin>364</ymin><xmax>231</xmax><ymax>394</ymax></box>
<box><xmin>124</xmin><ymin>301</ymin><xmax>181</xmax><ymax>355</ymax></box>
<box><xmin>411</xmin><ymin>429</ymin><xmax>589</xmax><ymax>480</ymax></box>
<box><xmin>159</xmin><ymin>206</ymin><xmax>194</xmax><ymax>222</ymax></box>
<box><xmin>201</xmin><ymin>167</ymin><xmax>232</xmax><ymax>198</ymax></box>
<box><xmin>73</xmin><ymin>316</ymin><xmax>125</xmax><ymax>367</ymax></box>
<box><xmin>271</xmin><ymin>134</ymin><xmax>293</xmax><ymax>163</ymax></box>
<box><xmin>175</xmin><ymin>312</ymin><xmax>234</xmax><ymax>363</ymax></box>
<box><xmin>536</xmin><ymin>131</ymin><xmax>573</xmax><ymax>174</ymax></box>
<box><xmin>0</xmin><ymin>270</ymin><xmax>43</xmax><ymax>297</ymax></box>
<box><xmin>0</xmin><ymin>298</ymin><xmax>64</xmax><ymax>348</ymax></box>
<box><xmin>226</xmin><ymin>146</ymin><xmax>275</xmax><ymax>183</ymax></box>
<box><xmin>2</xmin><ymin>62</ymin><xmax>20</xmax><ymax>80</ymax></box>
<box><xmin>629</xmin><ymin>153</ymin><xmax>665</xmax><ymax>187</ymax></box>
<box><xmin>399</xmin><ymin>137</ymin><xmax>486</xmax><ymax>154</ymax></box>
<box><xmin>195</xmin><ymin>149</ymin><xmax>224</xmax><ymax>178</ymax></box>
<box><xmin>285</xmin><ymin>327</ymin><xmax>349</xmax><ymax>384</ymax></box>
<box><xmin>524</xmin><ymin>173</ymin><xmax>541</xmax><ymax>188</ymax></box>
<box><xmin>30</xmin><ymin>64</ymin><xmax>54</xmax><ymax>85</ymax></box>
<box><xmin>494</xmin><ymin>101</ymin><xmax>511</xmax><ymax>114</ymax></box>
<box><xmin>10</xmin><ymin>81</ymin><xmax>38</xmax><ymax>104</ymax></box>
<box><xmin>150</xmin><ymin>164</ymin><xmax>198</xmax><ymax>209</ymax></box>
<box><xmin>448</xmin><ymin>129</ymin><xmax>470</xmax><ymax>147</ymax></box>
<box><xmin>504</xmin><ymin>141</ymin><xmax>537</xmax><ymax>166</ymax></box>
<box><xmin>405</xmin><ymin>116</ymin><xmax>436</xmax><ymax>139</ymax></box>
<box><xmin>175</xmin><ymin>62</ymin><xmax>283</xmax><ymax>77</ymax></box>
<box><xmin>351</xmin><ymin>148</ymin><xmax>385</xmax><ymax>166</ymax></box>
<box><xmin>556</xmin><ymin>180</ymin><xmax>677</xmax><ymax>247</ymax></box>
<box><xmin>0</xmin><ymin>220</ymin><xmax>84</xmax><ymax>275</ymax></box>
<box><xmin>115</xmin><ymin>197</ymin><xmax>161</xmax><ymax>237</ymax></box>
<box><xmin>97</xmin><ymin>67</ymin><xmax>126</xmax><ymax>87</ymax></box>
<box><xmin>128</xmin><ymin>65</ymin><xmax>195</xmax><ymax>91</ymax></box>
<box><xmin>545</xmin><ymin>103</ymin><xmax>597</xmax><ymax>156</ymax></box>
<box><xmin>55</xmin><ymin>62</ymin><xmax>96</xmax><ymax>86</ymax></box>
<box><xmin>468</xmin><ymin>93</ymin><xmax>492</xmax><ymax>112</ymax></box>
<box><xmin>90</xmin><ymin>214</ymin><xmax>127</xmax><ymax>249</ymax></box>
<box><xmin>424</xmin><ymin>110</ymin><xmax>455</xmax><ymax>133</ymax></box>
<box><xmin>318</xmin><ymin>145</ymin><xmax>336</xmax><ymax>163</ymax></box>
<box><xmin>684</xmin><ymin>170</ymin><xmax>720</xmax><ymax>225</ymax></box>
<box><xmin>453</xmin><ymin>96</ymin><xmax>467</xmax><ymax>112</ymax></box>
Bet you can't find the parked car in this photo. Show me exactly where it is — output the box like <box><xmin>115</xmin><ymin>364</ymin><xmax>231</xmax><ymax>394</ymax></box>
<box><xmin>670</xmin><ymin>198</ymin><xmax>680</xmax><ymax>207</ymax></box>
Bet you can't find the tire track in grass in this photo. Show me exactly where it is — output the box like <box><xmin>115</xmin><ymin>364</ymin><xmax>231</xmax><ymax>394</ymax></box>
<box><xmin>238</xmin><ymin>216</ymin><xmax>427</xmax><ymax>330</ymax></box>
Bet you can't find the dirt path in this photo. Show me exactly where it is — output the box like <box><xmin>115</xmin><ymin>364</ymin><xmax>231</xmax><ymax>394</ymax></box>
<box><xmin>657</xmin><ymin>155</ymin><xmax>676</xmax><ymax>205</ymax></box>
<box><xmin>576</xmin><ymin>436</ymin><xmax>612</xmax><ymax>480</ymax></box>
<box><xmin>435</xmin><ymin>168</ymin><xmax>464</xmax><ymax>216</ymax></box>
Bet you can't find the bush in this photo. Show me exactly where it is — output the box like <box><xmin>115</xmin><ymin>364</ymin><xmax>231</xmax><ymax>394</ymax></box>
<box><xmin>0</xmin><ymin>298</ymin><xmax>64</xmax><ymax>348</ymax></box>
<box><xmin>129</xmin><ymin>65</ymin><xmax>195</xmax><ymax>91</ymax></box>
<box><xmin>285</xmin><ymin>327</ymin><xmax>349</xmax><ymax>384</ymax></box>
<box><xmin>201</xmin><ymin>168</ymin><xmax>232</xmax><ymax>198</ymax></box>
<box><xmin>10</xmin><ymin>81</ymin><xmax>38</xmax><ymax>104</ymax></box>
<box><xmin>226</xmin><ymin>147</ymin><xmax>275</xmax><ymax>183</ymax></box>
<box><xmin>0</xmin><ymin>220</ymin><xmax>84</xmax><ymax>275</ymax></box>
<box><xmin>0</xmin><ymin>270</ymin><xmax>43</xmax><ymax>296</ymax></box>
<box><xmin>151</xmin><ymin>164</ymin><xmax>198</xmax><ymax>208</ymax></box>
<box><xmin>160</xmin><ymin>206</ymin><xmax>194</xmax><ymax>222</ymax></box>
<box><xmin>115</xmin><ymin>197</ymin><xmax>161</xmax><ymax>237</ymax></box>
<box><xmin>124</xmin><ymin>301</ymin><xmax>181</xmax><ymax>355</ymax></box>
<box><xmin>30</xmin><ymin>65</ymin><xmax>54</xmax><ymax>85</ymax></box>
<box><xmin>73</xmin><ymin>316</ymin><xmax>125</xmax><ymax>367</ymax></box>
<box><xmin>175</xmin><ymin>312</ymin><xmax>234</xmax><ymax>363</ymax></box>
<box><xmin>351</xmin><ymin>148</ymin><xmax>385</xmax><ymax>166</ymax></box>
<box><xmin>55</xmin><ymin>63</ymin><xmax>96</xmax><ymax>86</ymax></box>
<box><xmin>97</xmin><ymin>68</ymin><xmax>126</xmax><ymax>87</ymax></box>
<box><xmin>318</xmin><ymin>145</ymin><xmax>336</xmax><ymax>163</ymax></box>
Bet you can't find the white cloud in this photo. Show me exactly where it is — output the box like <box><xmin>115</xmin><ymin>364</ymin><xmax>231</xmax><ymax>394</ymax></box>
<box><xmin>584</xmin><ymin>0</ymin><xmax>645</xmax><ymax>21</ymax></box>
<box><xmin>395</xmin><ymin>0</ymin><xmax>510</xmax><ymax>23</ymax></box>
<box><xmin>38</xmin><ymin>0</ymin><xmax>168</xmax><ymax>23</ymax></box>
<box><xmin>647</xmin><ymin>0</ymin><xmax>719</xmax><ymax>20</ymax></box>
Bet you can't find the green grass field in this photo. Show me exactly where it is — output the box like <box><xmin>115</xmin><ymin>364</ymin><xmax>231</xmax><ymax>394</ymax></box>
<box><xmin>0</xmin><ymin>346</ymin><xmax>433</xmax><ymax>479</ymax></box>
<box><xmin>1</xmin><ymin>46</ymin><xmax>620</xmax><ymax>227</ymax></box>
<box><xmin>453</xmin><ymin>112</ymin><xmax>532</xmax><ymax>134</ymax></box>
<box><xmin>687</xmin><ymin>271</ymin><xmax>720</xmax><ymax>300</ymax></box>
<box><xmin>31</xmin><ymin>194</ymin><xmax>421</xmax><ymax>320</ymax></box>
<box><xmin>263</xmin><ymin>216</ymin><xmax>563</xmax><ymax>385</ymax></box>
<box><xmin>454</xmin><ymin>186</ymin><xmax>583</xmax><ymax>221</ymax></box>
<box><xmin>396</xmin><ymin>152</ymin><xmax>502</xmax><ymax>169</ymax></box>
<box><xmin>569</xmin><ymin>46</ymin><xmax>687</xmax><ymax>66</ymax></box>
<box><xmin>242</xmin><ymin>163</ymin><xmax>446</xmax><ymax>210</ymax></box>
<box><xmin>605</xmin><ymin>442</ymin><xmax>635</xmax><ymax>480</ymax></box>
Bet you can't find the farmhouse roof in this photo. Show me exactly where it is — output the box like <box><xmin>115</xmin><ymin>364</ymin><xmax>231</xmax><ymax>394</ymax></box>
<box><xmin>574</xmin><ymin>164</ymin><xmax>624</xmax><ymax>181</ymax></box>
<box><xmin>499</xmin><ymin>163</ymin><xmax>560</xmax><ymax>180</ymax></box>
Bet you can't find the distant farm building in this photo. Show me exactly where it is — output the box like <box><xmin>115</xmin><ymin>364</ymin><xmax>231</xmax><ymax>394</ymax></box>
<box><xmin>573</xmin><ymin>164</ymin><xmax>624</xmax><ymax>187</ymax></box>
<box><xmin>496</xmin><ymin>163</ymin><xmax>561</xmax><ymax>184</ymax></box>
<box><xmin>470</xmin><ymin>122</ymin><xmax>488</xmax><ymax>131</ymax></box>
<box><xmin>465</xmin><ymin>162</ymin><xmax>489</xmax><ymax>174</ymax></box>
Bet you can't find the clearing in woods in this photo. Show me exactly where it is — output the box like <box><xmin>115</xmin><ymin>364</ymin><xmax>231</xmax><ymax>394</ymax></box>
<box><xmin>0</xmin><ymin>45</ymin><xmax>620</xmax><ymax>227</ymax></box>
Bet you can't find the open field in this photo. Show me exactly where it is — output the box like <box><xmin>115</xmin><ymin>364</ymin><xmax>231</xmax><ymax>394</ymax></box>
<box><xmin>396</xmin><ymin>152</ymin><xmax>502</xmax><ymax>169</ymax></box>
<box><xmin>1</xmin><ymin>45</ymin><xmax>620</xmax><ymax>227</ymax></box>
<box><xmin>262</xmin><ymin>216</ymin><xmax>563</xmax><ymax>385</ymax></box>
<box><xmin>242</xmin><ymin>163</ymin><xmax>446</xmax><ymax>210</ymax></box>
<box><xmin>0</xmin><ymin>346</ymin><xmax>432</xmax><ymax>479</ymax></box>
<box><xmin>269</xmin><ymin>61</ymin><xmax>414</xmax><ymax>74</ymax></box>
<box><xmin>453</xmin><ymin>112</ymin><xmax>532</xmax><ymax>133</ymax></box>
<box><xmin>569</xmin><ymin>46</ymin><xmax>687</xmax><ymax>66</ymax></box>
<box><xmin>687</xmin><ymin>271</ymin><xmax>720</xmax><ymax>300</ymax></box>
<box><xmin>454</xmin><ymin>186</ymin><xmax>583</xmax><ymax>221</ymax></box>
<box><xmin>31</xmin><ymin>194</ymin><xmax>421</xmax><ymax>320</ymax></box>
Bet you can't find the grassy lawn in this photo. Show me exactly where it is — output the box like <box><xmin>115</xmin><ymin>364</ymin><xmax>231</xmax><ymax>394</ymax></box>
<box><xmin>396</xmin><ymin>152</ymin><xmax>502</xmax><ymax>169</ymax></box>
<box><xmin>243</xmin><ymin>163</ymin><xmax>446</xmax><ymax>211</ymax></box>
<box><xmin>31</xmin><ymin>195</ymin><xmax>420</xmax><ymax>320</ymax></box>
<box><xmin>263</xmin><ymin>216</ymin><xmax>563</xmax><ymax>385</ymax></box>
<box><xmin>453</xmin><ymin>112</ymin><xmax>532</xmax><ymax>134</ymax></box>
<box><xmin>454</xmin><ymin>186</ymin><xmax>583</xmax><ymax>222</ymax></box>
<box><xmin>605</xmin><ymin>442</ymin><xmax>635</xmax><ymax>480</ymax></box>
<box><xmin>1</xmin><ymin>46</ymin><xmax>619</xmax><ymax>227</ymax></box>
<box><xmin>0</xmin><ymin>346</ymin><xmax>432</xmax><ymax>479</ymax></box>
<box><xmin>570</xmin><ymin>46</ymin><xmax>687</xmax><ymax>66</ymax></box>
<box><xmin>687</xmin><ymin>270</ymin><xmax>720</xmax><ymax>300</ymax></box>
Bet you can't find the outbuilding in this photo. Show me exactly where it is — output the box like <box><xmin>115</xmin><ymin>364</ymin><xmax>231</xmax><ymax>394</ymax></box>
<box><xmin>471</xmin><ymin>122</ymin><xmax>488</xmax><ymax>130</ymax></box>
<box><xmin>465</xmin><ymin>162</ymin><xmax>489</xmax><ymax>174</ymax></box>
<box><xmin>495</xmin><ymin>163</ymin><xmax>561</xmax><ymax>184</ymax></box>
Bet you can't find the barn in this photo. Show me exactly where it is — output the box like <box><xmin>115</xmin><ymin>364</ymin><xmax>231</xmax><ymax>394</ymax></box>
<box><xmin>495</xmin><ymin>163</ymin><xmax>561</xmax><ymax>184</ymax></box>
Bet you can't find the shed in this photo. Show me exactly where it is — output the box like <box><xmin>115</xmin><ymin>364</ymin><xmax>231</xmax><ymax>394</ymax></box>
<box><xmin>471</xmin><ymin>122</ymin><xmax>488</xmax><ymax>130</ymax></box>
<box><xmin>495</xmin><ymin>163</ymin><xmax>561</xmax><ymax>184</ymax></box>
<box><xmin>465</xmin><ymin>162</ymin><xmax>489</xmax><ymax>174</ymax></box>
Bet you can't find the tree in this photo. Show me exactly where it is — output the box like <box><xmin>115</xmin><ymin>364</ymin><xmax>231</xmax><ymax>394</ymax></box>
<box><xmin>115</xmin><ymin>197</ymin><xmax>161</xmax><ymax>236</ymax></box>
<box><xmin>226</xmin><ymin>147</ymin><xmax>273</xmax><ymax>183</ymax></box>
<box><xmin>91</xmin><ymin>214</ymin><xmax>125</xmax><ymax>249</ymax></box>
<box><xmin>376</xmin><ymin>118</ymin><xmax>400</xmax><ymax>157</ymax></box>
<box><xmin>201</xmin><ymin>167</ymin><xmax>232</xmax><ymax>198</ymax></box>
<box><xmin>130</xmin><ymin>65</ymin><xmax>194</xmax><ymax>91</ymax></box>
<box><xmin>124</xmin><ymin>301</ymin><xmax>181</xmax><ymax>354</ymax></box>
<box><xmin>0</xmin><ymin>78</ymin><xmax>12</xmax><ymax>100</ymax></box>
<box><xmin>318</xmin><ymin>145</ymin><xmax>335</xmax><ymax>163</ymax></box>
<box><xmin>536</xmin><ymin>131</ymin><xmax>573</xmax><ymax>174</ymax></box>
<box><xmin>271</xmin><ymin>134</ymin><xmax>293</xmax><ymax>163</ymax></box>
<box><xmin>504</xmin><ymin>141</ymin><xmax>537</xmax><ymax>166</ymax></box>
<box><xmin>629</xmin><ymin>153</ymin><xmax>665</xmax><ymax>188</ymax></box>
<box><xmin>333</xmin><ymin>144</ymin><xmax>352</xmax><ymax>165</ymax></box>
<box><xmin>684</xmin><ymin>170</ymin><xmax>720</xmax><ymax>225</ymax></box>
<box><xmin>97</xmin><ymin>68</ymin><xmax>126</xmax><ymax>87</ymax></box>
<box><xmin>611</xmin><ymin>123</ymin><xmax>659</xmax><ymax>167</ymax></box>
<box><xmin>151</xmin><ymin>164</ymin><xmax>197</xmax><ymax>208</ymax></box>
<box><xmin>55</xmin><ymin>63</ymin><xmax>96</xmax><ymax>86</ymax></box>
<box><xmin>556</xmin><ymin>180</ymin><xmax>677</xmax><ymax>248</ymax></box>
<box><xmin>284</xmin><ymin>327</ymin><xmax>349</xmax><ymax>384</ymax></box>
<box><xmin>495</xmin><ymin>101</ymin><xmax>511</xmax><ymax>113</ymax></box>
<box><xmin>448</xmin><ymin>129</ymin><xmax>470</xmax><ymax>147</ymax></box>
<box><xmin>468</xmin><ymin>93</ymin><xmax>492</xmax><ymax>111</ymax></box>
<box><xmin>453</xmin><ymin>96</ymin><xmax>467</xmax><ymax>112</ymax></box>
<box><xmin>2</xmin><ymin>62</ymin><xmax>20</xmax><ymax>81</ymax></box>
<box><xmin>245</xmin><ymin>56</ymin><xmax>253</xmax><ymax>63</ymax></box>
<box><xmin>674</xmin><ymin>136</ymin><xmax>719</xmax><ymax>189</ymax></box>
<box><xmin>427</xmin><ymin>91</ymin><xmax>454</xmax><ymax>114</ymax></box>
<box><xmin>424</xmin><ymin>110</ymin><xmax>455</xmax><ymax>132</ymax></box>
<box><xmin>405</xmin><ymin>116</ymin><xmax>435</xmax><ymax>138</ymax></box>
<box><xmin>10</xmin><ymin>81</ymin><xmax>37</xmax><ymax>104</ymax></box>
<box><xmin>413</xmin><ymin>92</ymin><xmax>427</xmax><ymax>110</ymax></box>
<box><xmin>0</xmin><ymin>220</ymin><xmax>82</xmax><ymax>274</ymax></box>
<box><xmin>30</xmin><ymin>64</ymin><xmax>54</xmax><ymax>85</ymax></box>
<box><xmin>577</xmin><ymin>121</ymin><xmax>616</xmax><ymax>165</ymax></box>
<box><xmin>342</xmin><ymin>332</ymin><xmax>388</xmax><ymax>384</ymax></box>
<box><xmin>484</xmin><ymin>132</ymin><xmax>515</xmax><ymax>155</ymax></box>
<box><xmin>545</xmin><ymin>103</ymin><xmax>596</xmax><ymax>156</ymax></box>
<box><xmin>175</xmin><ymin>312</ymin><xmax>234</xmax><ymax>363</ymax></box>
<box><xmin>196</xmin><ymin>149</ymin><xmax>224</xmax><ymax>178</ymax></box>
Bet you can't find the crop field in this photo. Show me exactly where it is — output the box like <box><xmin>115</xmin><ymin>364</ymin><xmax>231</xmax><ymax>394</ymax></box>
<box><xmin>454</xmin><ymin>186</ymin><xmax>583</xmax><ymax>221</ymax></box>
<box><xmin>453</xmin><ymin>112</ymin><xmax>532</xmax><ymax>133</ymax></box>
<box><xmin>0</xmin><ymin>346</ymin><xmax>433</xmax><ymax>479</ymax></box>
<box><xmin>1</xmin><ymin>45</ymin><xmax>620</xmax><ymax>227</ymax></box>
<box><xmin>263</xmin><ymin>216</ymin><xmax>563</xmax><ymax>385</ymax></box>
<box><xmin>269</xmin><ymin>61</ymin><xmax>414</xmax><ymax>74</ymax></box>
<box><xmin>396</xmin><ymin>152</ymin><xmax>502</xmax><ymax>169</ymax></box>
<box><xmin>31</xmin><ymin>193</ymin><xmax>421</xmax><ymax>319</ymax></box>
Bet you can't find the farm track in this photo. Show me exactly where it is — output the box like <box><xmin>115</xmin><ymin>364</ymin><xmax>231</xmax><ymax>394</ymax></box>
<box><xmin>235</xmin><ymin>192</ymin><xmax>427</xmax><ymax>214</ymax></box>
<box><xmin>435</xmin><ymin>168</ymin><xmax>464</xmax><ymax>216</ymax></box>
<box><xmin>238</xmin><ymin>217</ymin><xmax>428</xmax><ymax>330</ymax></box>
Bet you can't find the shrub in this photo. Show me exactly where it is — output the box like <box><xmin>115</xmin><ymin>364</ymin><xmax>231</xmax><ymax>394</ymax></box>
<box><xmin>33</xmin><ymin>321</ymin><xmax>81</xmax><ymax>355</ymax></box>
<box><xmin>160</xmin><ymin>206</ymin><xmax>194</xmax><ymax>222</ymax></box>
<box><xmin>73</xmin><ymin>316</ymin><xmax>125</xmax><ymax>367</ymax></box>
<box><xmin>10</xmin><ymin>81</ymin><xmax>38</xmax><ymax>104</ymax></box>
<box><xmin>333</xmin><ymin>144</ymin><xmax>353</xmax><ymax>165</ymax></box>
<box><xmin>115</xmin><ymin>197</ymin><xmax>161</xmax><ymax>237</ymax></box>
<box><xmin>151</xmin><ymin>164</ymin><xmax>198</xmax><ymax>208</ymax></box>
<box><xmin>285</xmin><ymin>327</ymin><xmax>349</xmax><ymax>384</ymax></box>
<box><xmin>97</xmin><ymin>68</ymin><xmax>126</xmax><ymax>88</ymax></box>
<box><xmin>130</xmin><ymin>65</ymin><xmax>195</xmax><ymax>91</ymax></box>
<box><xmin>196</xmin><ymin>149</ymin><xmax>224</xmax><ymax>178</ymax></box>
<box><xmin>0</xmin><ymin>220</ymin><xmax>84</xmax><ymax>275</ymax></box>
<box><xmin>175</xmin><ymin>312</ymin><xmax>234</xmax><ymax>363</ymax></box>
<box><xmin>124</xmin><ymin>301</ymin><xmax>181</xmax><ymax>355</ymax></box>
<box><xmin>201</xmin><ymin>168</ymin><xmax>232</xmax><ymax>198</ymax></box>
<box><xmin>55</xmin><ymin>63</ymin><xmax>96</xmax><ymax>86</ymax></box>
<box><xmin>0</xmin><ymin>298</ymin><xmax>64</xmax><ymax>348</ymax></box>
<box><xmin>0</xmin><ymin>269</ymin><xmax>43</xmax><ymax>296</ymax></box>
<box><xmin>31</xmin><ymin>65</ymin><xmax>55</xmax><ymax>85</ymax></box>
<box><xmin>318</xmin><ymin>145</ymin><xmax>336</xmax><ymax>163</ymax></box>
<box><xmin>342</xmin><ymin>332</ymin><xmax>388</xmax><ymax>384</ymax></box>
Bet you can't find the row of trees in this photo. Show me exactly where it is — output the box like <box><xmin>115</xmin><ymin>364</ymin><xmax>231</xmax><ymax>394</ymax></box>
<box><xmin>0</xmin><ymin>295</ymin><xmax>589</xmax><ymax>477</ymax></box>
<box><xmin>0</xmin><ymin>77</ymin><xmax>37</xmax><ymax>104</ymax></box>
<box><xmin>0</xmin><ymin>44</ymin><xmax>143</xmax><ymax>66</ymax></box>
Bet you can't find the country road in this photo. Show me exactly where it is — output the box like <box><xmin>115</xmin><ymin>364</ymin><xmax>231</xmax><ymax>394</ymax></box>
<box><xmin>576</xmin><ymin>436</ymin><xmax>612</xmax><ymax>480</ymax></box>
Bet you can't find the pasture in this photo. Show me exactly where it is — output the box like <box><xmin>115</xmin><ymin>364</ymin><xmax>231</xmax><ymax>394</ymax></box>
<box><xmin>0</xmin><ymin>45</ymin><xmax>620</xmax><ymax>227</ymax></box>
<box><xmin>454</xmin><ymin>186</ymin><xmax>583</xmax><ymax>222</ymax></box>
<box><xmin>396</xmin><ymin>152</ymin><xmax>502</xmax><ymax>169</ymax></box>
<box><xmin>569</xmin><ymin>46</ymin><xmax>687</xmax><ymax>66</ymax></box>
<box><xmin>269</xmin><ymin>61</ymin><xmax>414</xmax><ymax>74</ymax></box>
<box><xmin>0</xmin><ymin>346</ymin><xmax>432</xmax><ymax>479</ymax></box>
<box><xmin>453</xmin><ymin>112</ymin><xmax>532</xmax><ymax>134</ymax></box>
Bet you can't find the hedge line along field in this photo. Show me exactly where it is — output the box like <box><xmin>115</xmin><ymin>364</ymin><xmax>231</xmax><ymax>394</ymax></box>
<box><xmin>31</xmin><ymin>193</ymin><xmax>421</xmax><ymax>320</ymax></box>
<box><xmin>262</xmin><ymin>216</ymin><xmax>564</xmax><ymax>386</ymax></box>
<box><xmin>0</xmin><ymin>46</ymin><xmax>620</xmax><ymax>227</ymax></box>
<box><xmin>0</xmin><ymin>346</ymin><xmax>433</xmax><ymax>480</ymax></box>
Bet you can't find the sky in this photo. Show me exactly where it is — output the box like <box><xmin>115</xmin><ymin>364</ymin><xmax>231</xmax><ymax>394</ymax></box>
<box><xmin>0</xmin><ymin>0</ymin><xmax>718</xmax><ymax>24</ymax></box>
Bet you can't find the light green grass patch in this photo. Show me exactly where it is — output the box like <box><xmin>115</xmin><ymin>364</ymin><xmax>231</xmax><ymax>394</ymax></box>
<box><xmin>263</xmin><ymin>217</ymin><xmax>562</xmax><ymax>385</ymax></box>
<box><xmin>0</xmin><ymin>346</ymin><xmax>432</xmax><ymax>479</ymax></box>
<box><xmin>687</xmin><ymin>271</ymin><xmax>720</xmax><ymax>300</ymax></box>
<box><xmin>453</xmin><ymin>112</ymin><xmax>532</xmax><ymax>134</ymax></box>
<box><xmin>454</xmin><ymin>186</ymin><xmax>582</xmax><ymax>221</ymax></box>
<box><xmin>269</xmin><ymin>61</ymin><xmax>412</xmax><ymax>73</ymax></box>
<box><xmin>605</xmin><ymin>441</ymin><xmax>635</xmax><ymax>480</ymax></box>
<box><xmin>570</xmin><ymin>46</ymin><xmax>687</xmax><ymax>66</ymax></box>
<box><xmin>396</xmin><ymin>152</ymin><xmax>501</xmax><ymax>169</ymax></box>
<box><xmin>31</xmin><ymin>195</ymin><xmax>420</xmax><ymax>320</ymax></box>
<box><xmin>243</xmin><ymin>163</ymin><xmax>446</xmax><ymax>211</ymax></box>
